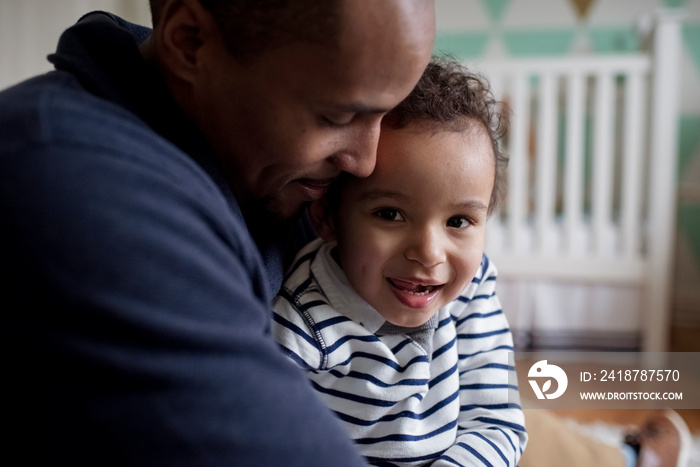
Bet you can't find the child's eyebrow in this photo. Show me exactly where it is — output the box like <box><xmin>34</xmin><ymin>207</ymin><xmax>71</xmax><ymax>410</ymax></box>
<box><xmin>451</xmin><ymin>200</ymin><xmax>489</xmax><ymax>212</ymax></box>
<box><xmin>357</xmin><ymin>190</ymin><xmax>409</xmax><ymax>203</ymax></box>
<box><xmin>357</xmin><ymin>191</ymin><xmax>489</xmax><ymax>212</ymax></box>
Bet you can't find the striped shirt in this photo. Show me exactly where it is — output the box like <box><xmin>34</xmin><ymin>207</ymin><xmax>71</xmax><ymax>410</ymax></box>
<box><xmin>272</xmin><ymin>239</ymin><xmax>527</xmax><ymax>466</ymax></box>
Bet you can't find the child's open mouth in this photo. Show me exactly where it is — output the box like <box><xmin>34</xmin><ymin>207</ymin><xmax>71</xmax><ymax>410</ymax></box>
<box><xmin>387</xmin><ymin>278</ymin><xmax>444</xmax><ymax>308</ymax></box>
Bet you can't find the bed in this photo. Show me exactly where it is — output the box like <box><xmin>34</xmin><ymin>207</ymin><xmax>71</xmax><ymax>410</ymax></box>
<box><xmin>466</xmin><ymin>12</ymin><xmax>683</xmax><ymax>352</ymax></box>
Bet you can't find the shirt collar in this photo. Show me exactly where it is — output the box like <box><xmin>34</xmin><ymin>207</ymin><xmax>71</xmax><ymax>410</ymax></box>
<box><xmin>310</xmin><ymin>241</ymin><xmax>387</xmax><ymax>334</ymax></box>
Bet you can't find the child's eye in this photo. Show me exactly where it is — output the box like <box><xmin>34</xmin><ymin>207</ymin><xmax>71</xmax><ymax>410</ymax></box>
<box><xmin>446</xmin><ymin>216</ymin><xmax>471</xmax><ymax>228</ymax></box>
<box><xmin>375</xmin><ymin>208</ymin><xmax>404</xmax><ymax>222</ymax></box>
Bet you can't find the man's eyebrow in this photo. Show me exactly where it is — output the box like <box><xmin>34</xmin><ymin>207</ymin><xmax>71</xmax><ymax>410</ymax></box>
<box><xmin>357</xmin><ymin>190</ymin><xmax>410</xmax><ymax>202</ymax></box>
<box><xmin>329</xmin><ymin>102</ymin><xmax>390</xmax><ymax>115</ymax></box>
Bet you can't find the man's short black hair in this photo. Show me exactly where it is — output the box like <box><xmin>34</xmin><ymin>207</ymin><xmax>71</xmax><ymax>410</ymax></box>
<box><xmin>149</xmin><ymin>0</ymin><xmax>341</xmax><ymax>61</ymax></box>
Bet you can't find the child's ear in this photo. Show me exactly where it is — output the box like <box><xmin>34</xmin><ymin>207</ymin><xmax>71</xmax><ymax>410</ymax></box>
<box><xmin>309</xmin><ymin>198</ymin><xmax>337</xmax><ymax>241</ymax></box>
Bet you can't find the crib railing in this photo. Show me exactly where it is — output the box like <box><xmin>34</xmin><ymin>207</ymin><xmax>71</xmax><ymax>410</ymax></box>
<box><xmin>480</xmin><ymin>55</ymin><xmax>651</xmax><ymax>281</ymax></box>
<box><xmin>470</xmin><ymin>12</ymin><xmax>682</xmax><ymax>352</ymax></box>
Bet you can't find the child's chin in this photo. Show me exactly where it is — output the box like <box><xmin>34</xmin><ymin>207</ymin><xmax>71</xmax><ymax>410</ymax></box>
<box><xmin>383</xmin><ymin>308</ymin><xmax>438</xmax><ymax>328</ymax></box>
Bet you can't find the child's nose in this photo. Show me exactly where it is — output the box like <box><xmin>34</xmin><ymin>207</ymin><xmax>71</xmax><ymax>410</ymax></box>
<box><xmin>403</xmin><ymin>226</ymin><xmax>446</xmax><ymax>268</ymax></box>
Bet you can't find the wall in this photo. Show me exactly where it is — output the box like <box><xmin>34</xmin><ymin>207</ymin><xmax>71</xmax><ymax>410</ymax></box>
<box><xmin>0</xmin><ymin>0</ymin><xmax>150</xmax><ymax>91</ymax></box>
<box><xmin>435</xmin><ymin>0</ymin><xmax>700</xmax><ymax>332</ymax></box>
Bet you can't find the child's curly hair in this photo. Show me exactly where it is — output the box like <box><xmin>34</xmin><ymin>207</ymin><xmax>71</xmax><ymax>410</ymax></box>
<box><xmin>382</xmin><ymin>56</ymin><xmax>509</xmax><ymax>215</ymax></box>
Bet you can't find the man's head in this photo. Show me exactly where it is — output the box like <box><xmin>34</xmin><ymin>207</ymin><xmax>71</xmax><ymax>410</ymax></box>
<box><xmin>149</xmin><ymin>0</ymin><xmax>340</xmax><ymax>61</ymax></box>
<box><xmin>146</xmin><ymin>0</ymin><xmax>435</xmax><ymax>220</ymax></box>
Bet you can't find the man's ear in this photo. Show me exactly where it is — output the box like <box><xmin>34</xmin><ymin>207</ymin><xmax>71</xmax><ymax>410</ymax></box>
<box><xmin>309</xmin><ymin>198</ymin><xmax>337</xmax><ymax>242</ymax></box>
<box><xmin>155</xmin><ymin>0</ymin><xmax>214</xmax><ymax>85</ymax></box>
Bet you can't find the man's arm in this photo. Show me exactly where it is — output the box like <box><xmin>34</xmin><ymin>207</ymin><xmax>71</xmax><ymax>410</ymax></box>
<box><xmin>2</xmin><ymin>79</ymin><xmax>366</xmax><ymax>466</ymax></box>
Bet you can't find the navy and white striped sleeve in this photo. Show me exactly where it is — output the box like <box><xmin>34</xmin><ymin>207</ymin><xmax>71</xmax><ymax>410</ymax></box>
<box><xmin>434</xmin><ymin>255</ymin><xmax>528</xmax><ymax>467</ymax></box>
<box><xmin>272</xmin><ymin>289</ymin><xmax>322</xmax><ymax>370</ymax></box>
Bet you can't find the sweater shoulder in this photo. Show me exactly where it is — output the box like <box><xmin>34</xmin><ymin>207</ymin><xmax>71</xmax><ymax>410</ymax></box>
<box><xmin>0</xmin><ymin>72</ymin><xmax>270</xmax><ymax>306</ymax></box>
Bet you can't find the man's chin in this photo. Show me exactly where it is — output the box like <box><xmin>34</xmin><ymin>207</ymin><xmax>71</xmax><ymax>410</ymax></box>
<box><xmin>241</xmin><ymin>195</ymin><xmax>307</xmax><ymax>232</ymax></box>
<box><xmin>262</xmin><ymin>196</ymin><xmax>308</xmax><ymax>221</ymax></box>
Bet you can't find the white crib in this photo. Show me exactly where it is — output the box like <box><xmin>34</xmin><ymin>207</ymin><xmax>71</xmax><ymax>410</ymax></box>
<box><xmin>468</xmin><ymin>12</ymin><xmax>683</xmax><ymax>352</ymax></box>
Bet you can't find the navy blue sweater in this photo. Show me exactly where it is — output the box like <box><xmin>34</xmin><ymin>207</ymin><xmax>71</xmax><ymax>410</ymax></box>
<box><xmin>1</xmin><ymin>12</ymin><xmax>364</xmax><ymax>466</ymax></box>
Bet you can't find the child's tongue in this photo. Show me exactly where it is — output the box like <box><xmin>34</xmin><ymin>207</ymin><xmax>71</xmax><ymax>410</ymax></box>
<box><xmin>389</xmin><ymin>278</ymin><xmax>442</xmax><ymax>308</ymax></box>
<box><xmin>391</xmin><ymin>278</ymin><xmax>430</xmax><ymax>293</ymax></box>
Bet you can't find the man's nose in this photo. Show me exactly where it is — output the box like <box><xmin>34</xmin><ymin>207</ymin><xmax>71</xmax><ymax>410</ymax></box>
<box><xmin>329</xmin><ymin>118</ymin><xmax>381</xmax><ymax>178</ymax></box>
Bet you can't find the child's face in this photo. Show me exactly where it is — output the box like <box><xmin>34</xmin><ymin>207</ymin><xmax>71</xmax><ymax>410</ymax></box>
<box><xmin>328</xmin><ymin>122</ymin><xmax>495</xmax><ymax>327</ymax></box>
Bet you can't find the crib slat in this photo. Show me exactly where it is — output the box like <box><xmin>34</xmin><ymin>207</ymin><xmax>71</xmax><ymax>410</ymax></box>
<box><xmin>563</xmin><ymin>73</ymin><xmax>585</xmax><ymax>256</ymax></box>
<box><xmin>534</xmin><ymin>73</ymin><xmax>558</xmax><ymax>254</ymax></box>
<box><xmin>592</xmin><ymin>72</ymin><xmax>615</xmax><ymax>256</ymax></box>
<box><xmin>621</xmin><ymin>73</ymin><xmax>646</xmax><ymax>259</ymax></box>
<box><xmin>645</xmin><ymin>14</ymin><xmax>682</xmax><ymax>351</ymax></box>
<box><xmin>506</xmin><ymin>73</ymin><xmax>530</xmax><ymax>254</ymax></box>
